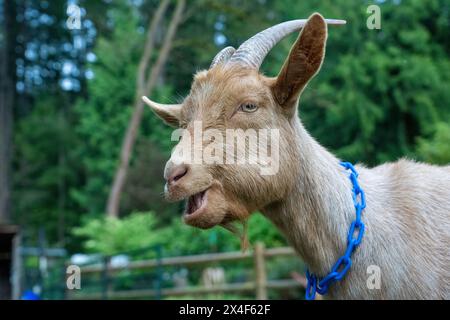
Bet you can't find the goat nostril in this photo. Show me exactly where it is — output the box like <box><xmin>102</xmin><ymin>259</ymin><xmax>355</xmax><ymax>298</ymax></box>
<box><xmin>173</xmin><ymin>169</ymin><xmax>187</xmax><ymax>182</ymax></box>
<box><xmin>168</xmin><ymin>165</ymin><xmax>188</xmax><ymax>185</ymax></box>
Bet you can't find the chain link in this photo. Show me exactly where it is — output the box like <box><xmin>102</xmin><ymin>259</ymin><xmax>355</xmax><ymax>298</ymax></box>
<box><xmin>305</xmin><ymin>161</ymin><xmax>366</xmax><ymax>300</ymax></box>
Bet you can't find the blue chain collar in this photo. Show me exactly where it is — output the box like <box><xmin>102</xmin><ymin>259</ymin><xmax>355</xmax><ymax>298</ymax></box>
<box><xmin>305</xmin><ymin>161</ymin><xmax>366</xmax><ymax>300</ymax></box>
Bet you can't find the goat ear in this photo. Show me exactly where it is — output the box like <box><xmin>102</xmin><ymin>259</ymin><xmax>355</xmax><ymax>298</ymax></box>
<box><xmin>272</xmin><ymin>13</ymin><xmax>327</xmax><ymax>110</ymax></box>
<box><xmin>142</xmin><ymin>96</ymin><xmax>182</xmax><ymax>127</ymax></box>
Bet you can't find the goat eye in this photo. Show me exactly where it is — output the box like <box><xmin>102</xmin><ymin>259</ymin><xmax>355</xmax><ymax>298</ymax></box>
<box><xmin>240</xmin><ymin>103</ymin><xmax>258</xmax><ymax>113</ymax></box>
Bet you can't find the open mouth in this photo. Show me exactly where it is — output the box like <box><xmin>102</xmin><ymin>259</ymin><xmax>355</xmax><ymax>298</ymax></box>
<box><xmin>181</xmin><ymin>182</ymin><xmax>230</xmax><ymax>229</ymax></box>
<box><xmin>184</xmin><ymin>189</ymin><xmax>208</xmax><ymax>216</ymax></box>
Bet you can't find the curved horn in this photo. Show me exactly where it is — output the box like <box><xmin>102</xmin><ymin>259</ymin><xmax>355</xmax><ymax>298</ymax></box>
<box><xmin>142</xmin><ymin>96</ymin><xmax>182</xmax><ymax>127</ymax></box>
<box><xmin>228</xmin><ymin>16</ymin><xmax>346</xmax><ymax>69</ymax></box>
<box><xmin>210</xmin><ymin>46</ymin><xmax>235</xmax><ymax>69</ymax></box>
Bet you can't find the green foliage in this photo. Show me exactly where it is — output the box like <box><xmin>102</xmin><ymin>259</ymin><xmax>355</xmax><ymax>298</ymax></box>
<box><xmin>13</xmin><ymin>95</ymin><xmax>82</xmax><ymax>244</ymax></box>
<box><xmin>73</xmin><ymin>212</ymin><xmax>160</xmax><ymax>255</ymax></box>
<box><xmin>247</xmin><ymin>214</ymin><xmax>287</xmax><ymax>248</ymax></box>
<box><xmin>74</xmin><ymin>212</ymin><xmax>286</xmax><ymax>257</ymax></box>
<box><xmin>157</xmin><ymin>216</ymin><xmax>241</xmax><ymax>255</ymax></box>
<box><xmin>71</xmin><ymin>9</ymin><xmax>140</xmax><ymax>214</ymax></box>
<box><xmin>417</xmin><ymin>122</ymin><xmax>450</xmax><ymax>165</ymax></box>
<box><xmin>161</xmin><ymin>213</ymin><xmax>287</xmax><ymax>256</ymax></box>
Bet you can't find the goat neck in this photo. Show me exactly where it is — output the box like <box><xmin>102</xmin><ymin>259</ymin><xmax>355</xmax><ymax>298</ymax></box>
<box><xmin>261</xmin><ymin>117</ymin><xmax>355</xmax><ymax>276</ymax></box>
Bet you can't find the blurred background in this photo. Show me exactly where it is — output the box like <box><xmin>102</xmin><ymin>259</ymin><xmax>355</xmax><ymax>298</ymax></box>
<box><xmin>0</xmin><ymin>0</ymin><xmax>449</xmax><ymax>300</ymax></box>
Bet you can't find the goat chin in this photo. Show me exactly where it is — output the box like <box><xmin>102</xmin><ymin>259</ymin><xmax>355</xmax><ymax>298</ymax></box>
<box><xmin>182</xmin><ymin>180</ymin><xmax>251</xmax><ymax>230</ymax></box>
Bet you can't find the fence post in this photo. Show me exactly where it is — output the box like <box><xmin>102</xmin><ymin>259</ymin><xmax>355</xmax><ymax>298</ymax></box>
<box><xmin>254</xmin><ymin>242</ymin><xmax>267</xmax><ymax>300</ymax></box>
<box><xmin>154</xmin><ymin>245</ymin><xmax>163</xmax><ymax>300</ymax></box>
<box><xmin>11</xmin><ymin>231</ymin><xmax>22</xmax><ymax>300</ymax></box>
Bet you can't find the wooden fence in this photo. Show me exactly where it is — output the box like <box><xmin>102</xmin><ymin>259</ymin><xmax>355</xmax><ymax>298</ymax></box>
<box><xmin>67</xmin><ymin>243</ymin><xmax>308</xmax><ymax>300</ymax></box>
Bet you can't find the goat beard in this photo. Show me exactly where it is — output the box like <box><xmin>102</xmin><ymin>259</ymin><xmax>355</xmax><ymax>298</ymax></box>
<box><xmin>221</xmin><ymin>219</ymin><xmax>250</xmax><ymax>252</ymax></box>
<box><xmin>217</xmin><ymin>189</ymin><xmax>253</xmax><ymax>251</ymax></box>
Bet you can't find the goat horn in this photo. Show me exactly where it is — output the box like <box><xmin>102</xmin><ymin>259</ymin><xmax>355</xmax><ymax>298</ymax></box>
<box><xmin>228</xmin><ymin>17</ymin><xmax>346</xmax><ymax>69</ymax></box>
<box><xmin>142</xmin><ymin>96</ymin><xmax>182</xmax><ymax>115</ymax></box>
<box><xmin>210</xmin><ymin>46</ymin><xmax>236</xmax><ymax>69</ymax></box>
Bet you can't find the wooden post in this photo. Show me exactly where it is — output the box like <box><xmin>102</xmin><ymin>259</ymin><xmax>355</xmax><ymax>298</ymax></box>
<box><xmin>254</xmin><ymin>242</ymin><xmax>267</xmax><ymax>300</ymax></box>
<box><xmin>11</xmin><ymin>231</ymin><xmax>22</xmax><ymax>299</ymax></box>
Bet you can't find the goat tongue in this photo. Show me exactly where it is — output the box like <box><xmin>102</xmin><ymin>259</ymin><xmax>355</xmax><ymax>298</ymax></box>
<box><xmin>186</xmin><ymin>196</ymin><xmax>195</xmax><ymax>215</ymax></box>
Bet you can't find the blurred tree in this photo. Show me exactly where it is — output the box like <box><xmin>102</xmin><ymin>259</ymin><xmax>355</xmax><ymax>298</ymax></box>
<box><xmin>0</xmin><ymin>0</ymin><xmax>16</xmax><ymax>223</ymax></box>
<box><xmin>14</xmin><ymin>96</ymin><xmax>82</xmax><ymax>243</ymax></box>
<box><xmin>72</xmin><ymin>7</ymin><xmax>141</xmax><ymax>215</ymax></box>
<box><xmin>122</xmin><ymin>140</ymin><xmax>178</xmax><ymax>223</ymax></box>
<box><xmin>107</xmin><ymin>0</ymin><xmax>185</xmax><ymax>218</ymax></box>
<box><xmin>10</xmin><ymin>0</ymin><xmax>95</xmax><ymax>245</ymax></box>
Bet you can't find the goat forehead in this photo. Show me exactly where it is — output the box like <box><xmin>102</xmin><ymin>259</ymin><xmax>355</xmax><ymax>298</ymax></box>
<box><xmin>186</xmin><ymin>68</ymin><xmax>268</xmax><ymax>116</ymax></box>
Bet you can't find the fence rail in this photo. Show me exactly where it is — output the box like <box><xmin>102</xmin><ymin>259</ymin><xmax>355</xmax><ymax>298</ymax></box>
<box><xmin>68</xmin><ymin>243</ymin><xmax>306</xmax><ymax>300</ymax></box>
<box><xmin>79</xmin><ymin>246</ymin><xmax>295</xmax><ymax>274</ymax></box>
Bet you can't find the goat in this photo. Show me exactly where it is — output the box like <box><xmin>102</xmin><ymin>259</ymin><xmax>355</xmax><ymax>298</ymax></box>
<box><xmin>143</xmin><ymin>13</ymin><xmax>450</xmax><ymax>299</ymax></box>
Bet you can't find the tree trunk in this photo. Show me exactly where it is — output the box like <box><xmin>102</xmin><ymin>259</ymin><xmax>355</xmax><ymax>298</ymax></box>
<box><xmin>106</xmin><ymin>0</ymin><xmax>186</xmax><ymax>217</ymax></box>
<box><xmin>0</xmin><ymin>0</ymin><xmax>16</xmax><ymax>224</ymax></box>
